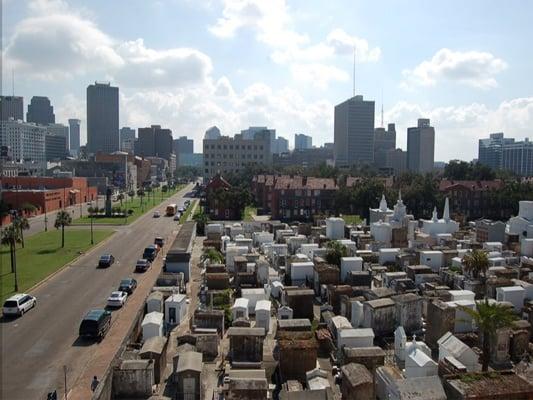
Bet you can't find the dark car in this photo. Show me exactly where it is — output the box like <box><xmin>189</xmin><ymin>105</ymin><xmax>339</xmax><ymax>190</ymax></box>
<box><xmin>142</xmin><ymin>245</ymin><xmax>158</xmax><ymax>261</ymax></box>
<box><xmin>98</xmin><ymin>254</ymin><xmax>115</xmax><ymax>268</ymax></box>
<box><xmin>118</xmin><ymin>278</ymin><xmax>138</xmax><ymax>294</ymax></box>
<box><xmin>173</xmin><ymin>214</ymin><xmax>180</xmax><ymax>221</ymax></box>
<box><xmin>154</xmin><ymin>237</ymin><xmax>165</xmax><ymax>247</ymax></box>
<box><xmin>135</xmin><ymin>259</ymin><xmax>151</xmax><ymax>272</ymax></box>
<box><xmin>79</xmin><ymin>309</ymin><xmax>111</xmax><ymax>341</ymax></box>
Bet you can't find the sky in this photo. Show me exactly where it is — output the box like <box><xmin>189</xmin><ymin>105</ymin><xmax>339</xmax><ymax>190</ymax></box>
<box><xmin>2</xmin><ymin>0</ymin><xmax>532</xmax><ymax>160</ymax></box>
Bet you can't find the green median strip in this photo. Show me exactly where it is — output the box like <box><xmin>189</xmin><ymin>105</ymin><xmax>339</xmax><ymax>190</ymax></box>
<box><xmin>1</xmin><ymin>229</ymin><xmax>114</xmax><ymax>303</ymax></box>
<box><xmin>179</xmin><ymin>199</ymin><xmax>198</xmax><ymax>224</ymax></box>
<box><xmin>72</xmin><ymin>185</ymin><xmax>184</xmax><ymax>226</ymax></box>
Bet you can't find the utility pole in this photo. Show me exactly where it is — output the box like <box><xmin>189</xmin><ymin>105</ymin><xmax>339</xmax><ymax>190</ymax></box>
<box><xmin>90</xmin><ymin>202</ymin><xmax>94</xmax><ymax>245</ymax></box>
<box><xmin>63</xmin><ymin>365</ymin><xmax>68</xmax><ymax>399</ymax></box>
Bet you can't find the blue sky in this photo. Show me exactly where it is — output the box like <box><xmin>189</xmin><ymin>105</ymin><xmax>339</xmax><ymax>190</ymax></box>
<box><xmin>2</xmin><ymin>0</ymin><xmax>532</xmax><ymax>160</ymax></box>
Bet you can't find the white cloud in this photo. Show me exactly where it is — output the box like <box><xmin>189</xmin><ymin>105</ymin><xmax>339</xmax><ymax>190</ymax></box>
<box><xmin>114</xmin><ymin>39</ymin><xmax>212</xmax><ymax>88</ymax></box>
<box><xmin>4</xmin><ymin>14</ymin><xmax>123</xmax><ymax>79</ymax></box>
<box><xmin>209</xmin><ymin>0</ymin><xmax>380</xmax><ymax>88</ymax></box>
<box><xmin>290</xmin><ymin>63</ymin><xmax>349</xmax><ymax>89</ymax></box>
<box><xmin>384</xmin><ymin>97</ymin><xmax>533</xmax><ymax>161</ymax></box>
<box><xmin>401</xmin><ymin>48</ymin><xmax>508</xmax><ymax>89</ymax></box>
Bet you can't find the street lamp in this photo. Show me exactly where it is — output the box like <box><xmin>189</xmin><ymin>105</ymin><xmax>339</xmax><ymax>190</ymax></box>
<box><xmin>90</xmin><ymin>203</ymin><xmax>94</xmax><ymax>245</ymax></box>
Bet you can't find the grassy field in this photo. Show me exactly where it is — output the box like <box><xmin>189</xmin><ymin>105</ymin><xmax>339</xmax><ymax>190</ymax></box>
<box><xmin>73</xmin><ymin>185</ymin><xmax>183</xmax><ymax>226</ymax></box>
<box><xmin>1</xmin><ymin>229</ymin><xmax>114</xmax><ymax>302</ymax></box>
<box><xmin>341</xmin><ymin>214</ymin><xmax>364</xmax><ymax>225</ymax></box>
<box><xmin>243</xmin><ymin>206</ymin><xmax>257</xmax><ymax>221</ymax></box>
<box><xmin>179</xmin><ymin>199</ymin><xmax>198</xmax><ymax>224</ymax></box>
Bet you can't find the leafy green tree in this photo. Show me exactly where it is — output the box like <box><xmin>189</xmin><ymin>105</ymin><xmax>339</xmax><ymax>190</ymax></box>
<box><xmin>462</xmin><ymin>249</ymin><xmax>489</xmax><ymax>280</ymax></box>
<box><xmin>193</xmin><ymin>209</ymin><xmax>209</xmax><ymax>235</ymax></box>
<box><xmin>325</xmin><ymin>241</ymin><xmax>348</xmax><ymax>267</ymax></box>
<box><xmin>20</xmin><ymin>202</ymin><xmax>37</xmax><ymax>215</ymax></box>
<box><xmin>54</xmin><ymin>210</ymin><xmax>72</xmax><ymax>248</ymax></box>
<box><xmin>13</xmin><ymin>216</ymin><xmax>30</xmax><ymax>248</ymax></box>
<box><xmin>1</xmin><ymin>225</ymin><xmax>21</xmax><ymax>275</ymax></box>
<box><xmin>202</xmin><ymin>248</ymin><xmax>224</xmax><ymax>264</ymax></box>
<box><xmin>460</xmin><ymin>300</ymin><xmax>518</xmax><ymax>371</ymax></box>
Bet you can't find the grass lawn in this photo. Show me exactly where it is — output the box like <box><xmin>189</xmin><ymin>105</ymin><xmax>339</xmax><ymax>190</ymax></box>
<box><xmin>243</xmin><ymin>206</ymin><xmax>257</xmax><ymax>221</ymax></box>
<box><xmin>341</xmin><ymin>214</ymin><xmax>364</xmax><ymax>225</ymax></box>
<box><xmin>180</xmin><ymin>199</ymin><xmax>198</xmax><ymax>224</ymax></box>
<box><xmin>73</xmin><ymin>185</ymin><xmax>183</xmax><ymax>226</ymax></box>
<box><xmin>1</xmin><ymin>229</ymin><xmax>114</xmax><ymax>303</ymax></box>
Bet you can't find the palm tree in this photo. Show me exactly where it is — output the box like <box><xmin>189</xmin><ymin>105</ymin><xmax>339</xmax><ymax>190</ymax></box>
<box><xmin>193</xmin><ymin>209</ymin><xmax>209</xmax><ymax>235</ymax></box>
<box><xmin>54</xmin><ymin>210</ymin><xmax>72</xmax><ymax>248</ymax></box>
<box><xmin>463</xmin><ymin>249</ymin><xmax>489</xmax><ymax>280</ymax></box>
<box><xmin>117</xmin><ymin>193</ymin><xmax>124</xmax><ymax>208</ymax></box>
<box><xmin>325</xmin><ymin>241</ymin><xmax>348</xmax><ymax>267</ymax></box>
<box><xmin>13</xmin><ymin>216</ymin><xmax>30</xmax><ymax>248</ymax></box>
<box><xmin>1</xmin><ymin>225</ymin><xmax>22</xmax><ymax>289</ymax></box>
<box><xmin>202</xmin><ymin>248</ymin><xmax>224</xmax><ymax>264</ymax></box>
<box><xmin>460</xmin><ymin>300</ymin><xmax>518</xmax><ymax>371</ymax></box>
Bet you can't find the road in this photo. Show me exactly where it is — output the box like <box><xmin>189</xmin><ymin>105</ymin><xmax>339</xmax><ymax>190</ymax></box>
<box><xmin>0</xmin><ymin>184</ymin><xmax>194</xmax><ymax>400</ymax></box>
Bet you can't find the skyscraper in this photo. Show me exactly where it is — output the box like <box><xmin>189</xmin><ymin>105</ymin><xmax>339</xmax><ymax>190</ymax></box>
<box><xmin>87</xmin><ymin>82</ymin><xmax>119</xmax><ymax>154</ymax></box>
<box><xmin>407</xmin><ymin>118</ymin><xmax>435</xmax><ymax>173</ymax></box>
<box><xmin>120</xmin><ymin>127</ymin><xmax>136</xmax><ymax>152</ymax></box>
<box><xmin>205</xmin><ymin>126</ymin><xmax>221</xmax><ymax>140</ymax></box>
<box><xmin>294</xmin><ymin>133</ymin><xmax>312</xmax><ymax>150</ymax></box>
<box><xmin>26</xmin><ymin>96</ymin><xmax>55</xmax><ymax>124</ymax></box>
<box><xmin>0</xmin><ymin>96</ymin><xmax>24</xmax><ymax>121</ymax></box>
<box><xmin>478</xmin><ymin>132</ymin><xmax>515</xmax><ymax>170</ymax></box>
<box><xmin>274</xmin><ymin>136</ymin><xmax>289</xmax><ymax>154</ymax></box>
<box><xmin>47</xmin><ymin>123</ymin><xmax>69</xmax><ymax>149</ymax></box>
<box><xmin>241</xmin><ymin>126</ymin><xmax>276</xmax><ymax>154</ymax></box>
<box><xmin>68</xmin><ymin>119</ymin><xmax>81</xmax><ymax>152</ymax></box>
<box><xmin>334</xmin><ymin>95</ymin><xmax>375</xmax><ymax>167</ymax></box>
<box><xmin>136</xmin><ymin>125</ymin><xmax>173</xmax><ymax>160</ymax></box>
<box><xmin>173</xmin><ymin>136</ymin><xmax>194</xmax><ymax>155</ymax></box>
<box><xmin>501</xmin><ymin>138</ymin><xmax>533</xmax><ymax>176</ymax></box>
<box><xmin>374</xmin><ymin>123</ymin><xmax>396</xmax><ymax>168</ymax></box>
<box><xmin>0</xmin><ymin>120</ymin><xmax>46</xmax><ymax>164</ymax></box>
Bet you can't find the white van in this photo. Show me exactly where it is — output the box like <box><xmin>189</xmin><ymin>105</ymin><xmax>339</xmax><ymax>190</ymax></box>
<box><xmin>3</xmin><ymin>293</ymin><xmax>36</xmax><ymax>317</ymax></box>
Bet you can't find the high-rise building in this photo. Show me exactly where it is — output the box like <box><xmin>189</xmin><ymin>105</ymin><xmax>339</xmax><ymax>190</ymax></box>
<box><xmin>501</xmin><ymin>138</ymin><xmax>533</xmax><ymax>176</ymax></box>
<box><xmin>294</xmin><ymin>133</ymin><xmax>312</xmax><ymax>150</ymax></box>
<box><xmin>173</xmin><ymin>136</ymin><xmax>194</xmax><ymax>155</ymax></box>
<box><xmin>87</xmin><ymin>82</ymin><xmax>119</xmax><ymax>154</ymax></box>
<box><xmin>0</xmin><ymin>96</ymin><xmax>24</xmax><ymax>121</ymax></box>
<box><xmin>334</xmin><ymin>95</ymin><xmax>375</xmax><ymax>167</ymax></box>
<box><xmin>136</xmin><ymin>125</ymin><xmax>173</xmax><ymax>161</ymax></box>
<box><xmin>45</xmin><ymin>134</ymin><xmax>67</xmax><ymax>161</ymax></box>
<box><xmin>26</xmin><ymin>96</ymin><xmax>55</xmax><ymax>125</ymax></box>
<box><xmin>274</xmin><ymin>136</ymin><xmax>289</xmax><ymax>154</ymax></box>
<box><xmin>205</xmin><ymin>126</ymin><xmax>221</xmax><ymax>140</ymax></box>
<box><xmin>0</xmin><ymin>120</ymin><xmax>46</xmax><ymax>164</ymax></box>
<box><xmin>478</xmin><ymin>132</ymin><xmax>515</xmax><ymax>170</ymax></box>
<box><xmin>47</xmin><ymin>123</ymin><xmax>69</xmax><ymax>149</ymax></box>
<box><xmin>241</xmin><ymin>126</ymin><xmax>276</xmax><ymax>154</ymax></box>
<box><xmin>407</xmin><ymin>118</ymin><xmax>435</xmax><ymax>173</ymax></box>
<box><xmin>203</xmin><ymin>131</ymin><xmax>272</xmax><ymax>179</ymax></box>
<box><xmin>384</xmin><ymin>148</ymin><xmax>407</xmax><ymax>175</ymax></box>
<box><xmin>120</xmin><ymin>127</ymin><xmax>136</xmax><ymax>153</ymax></box>
<box><xmin>68</xmin><ymin>119</ymin><xmax>81</xmax><ymax>153</ymax></box>
<box><xmin>374</xmin><ymin>123</ymin><xmax>396</xmax><ymax>168</ymax></box>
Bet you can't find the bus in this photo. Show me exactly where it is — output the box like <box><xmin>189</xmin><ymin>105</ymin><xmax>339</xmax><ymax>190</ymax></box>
<box><xmin>166</xmin><ymin>203</ymin><xmax>178</xmax><ymax>216</ymax></box>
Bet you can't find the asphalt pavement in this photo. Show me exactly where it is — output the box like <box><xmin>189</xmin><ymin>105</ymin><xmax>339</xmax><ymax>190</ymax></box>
<box><xmin>0</xmin><ymin>184</ymin><xmax>194</xmax><ymax>400</ymax></box>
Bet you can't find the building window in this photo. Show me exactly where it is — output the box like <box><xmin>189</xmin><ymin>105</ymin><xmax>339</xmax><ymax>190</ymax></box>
<box><xmin>295</xmin><ymin>190</ymin><xmax>302</xmax><ymax>197</ymax></box>
<box><xmin>314</xmin><ymin>190</ymin><xmax>320</xmax><ymax>196</ymax></box>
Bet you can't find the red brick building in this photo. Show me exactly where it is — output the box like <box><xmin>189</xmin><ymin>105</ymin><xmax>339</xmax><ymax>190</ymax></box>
<box><xmin>438</xmin><ymin>179</ymin><xmax>505</xmax><ymax>220</ymax></box>
<box><xmin>1</xmin><ymin>176</ymin><xmax>97</xmax><ymax>215</ymax></box>
<box><xmin>205</xmin><ymin>174</ymin><xmax>242</xmax><ymax>220</ymax></box>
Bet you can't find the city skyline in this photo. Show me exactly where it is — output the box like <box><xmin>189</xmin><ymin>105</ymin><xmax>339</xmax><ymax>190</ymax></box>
<box><xmin>2</xmin><ymin>0</ymin><xmax>532</xmax><ymax>159</ymax></box>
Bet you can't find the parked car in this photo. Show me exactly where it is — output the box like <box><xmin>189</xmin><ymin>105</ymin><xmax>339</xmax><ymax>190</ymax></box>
<box><xmin>178</xmin><ymin>207</ymin><xmax>185</xmax><ymax>213</ymax></box>
<box><xmin>98</xmin><ymin>254</ymin><xmax>115</xmax><ymax>268</ymax></box>
<box><xmin>118</xmin><ymin>278</ymin><xmax>137</xmax><ymax>294</ymax></box>
<box><xmin>154</xmin><ymin>237</ymin><xmax>165</xmax><ymax>247</ymax></box>
<box><xmin>153</xmin><ymin>211</ymin><xmax>160</xmax><ymax>218</ymax></box>
<box><xmin>107</xmin><ymin>291</ymin><xmax>128</xmax><ymax>308</ymax></box>
<box><xmin>142</xmin><ymin>245</ymin><xmax>158</xmax><ymax>261</ymax></box>
<box><xmin>2</xmin><ymin>293</ymin><xmax>36</xmax><ymax>317</ymax></box>
<box><xmin>79</xmin><ymin>309</ymin><xmax>111</xmax><ymax>340</ymax></box>
<box><xmin>135</xmin><ymin>258</ymin><xmax>151</xmax><ymax>272</ymax></box>
<box><xmin>173</xmin><ymin>214</ymin><xmax>180</xmax><ymax>221</ymax></box>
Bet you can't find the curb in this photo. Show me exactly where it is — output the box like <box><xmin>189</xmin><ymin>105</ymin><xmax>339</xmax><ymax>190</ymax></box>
<box><xmin>26</xmin><ymin>229</ymin><xmax>118</xmax><ymax>294</ymax></box>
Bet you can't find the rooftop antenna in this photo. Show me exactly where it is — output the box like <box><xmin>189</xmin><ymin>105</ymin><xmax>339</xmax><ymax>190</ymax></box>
<box><xmin>12</xmin><ymin>69</ymin><xmax>15</xmax><ymax>96</ymax></box>
<box><xmin>381</xmin><ymin>88</ymin><xmax>384</xmax><ymax>128</ymax></box>
<box><xmin>352</xmin><ymin>47</ymin><xmax>356</xmax><ymax>97</ymax></box>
